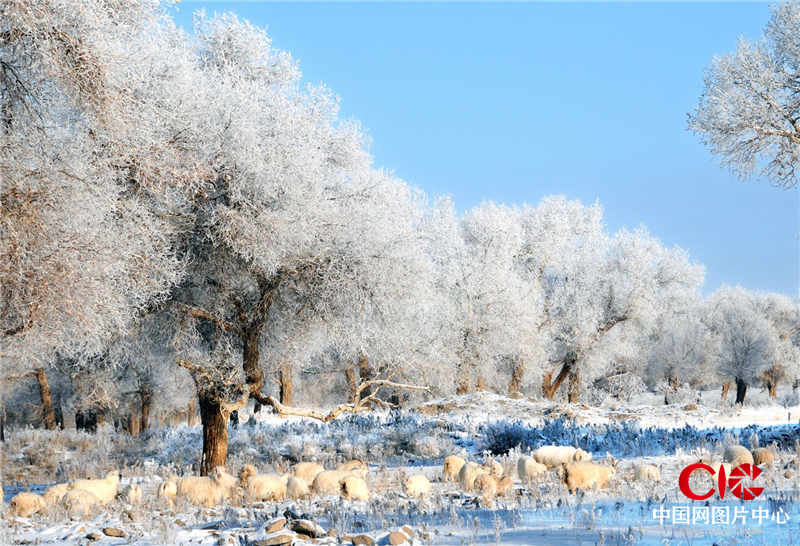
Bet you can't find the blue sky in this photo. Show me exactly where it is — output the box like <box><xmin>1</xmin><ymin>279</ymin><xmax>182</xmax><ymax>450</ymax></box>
<box><xmin>173</xmin><ymin>2</ymin><xmax>798</xmax><ymax>297</ymax></box>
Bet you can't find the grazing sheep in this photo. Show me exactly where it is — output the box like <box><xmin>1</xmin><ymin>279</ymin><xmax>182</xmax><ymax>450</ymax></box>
<box><xmin>442</xmin><ymin>455</ymin><xmax>466</xmax><ymax>482</ymax></box>
<box><xmin>517</xmin><ymin>456</ymin><xmax>547</xmax><ymax>482</ymax></box>
<box><xmin>403</xmin><ymin>474</ymin><xmax>431</xmax><ymax>498</ymax></box>
<box><xmin>176</xmin><ymin>467</ymin><xmax>233</xmax><ymax>507</ymax></box>
<box><xmin>62</xmin><ymin>489</ymin><xmax>100</xmax><ymax>518</ymax></box>
<box><xmin>723</xmin><ymin>445</ymin><xmax>754</xmax><ymax>468</ymax></box>
<box><xmin>292</xmin><ymin>462</ymin><xmax>325</xmax><ymax>484</ymax></box>
<box><xmin>337</xmin><ymin>459</ymin><xmax>368</xmax><ymax>479</ymax></box>
<box><xmin>158</xmin><ymin>478</ymin><xmax>178</xmax><ymax>506</ymax></box>
<box><xmin>753</xmin><ymin>448</ymin><xmax>774</xmax><ymax>467</ymax></box>
<box><xmin>9</xmin><ymin>492</ymin><xmax>46</xmax><ymax>517</ymax></box>
<box><xmin>239</xmin><ymin>464</ymin><xmax>288</xmax><ymax>502</ymax></box>
<box><xmin>68</xmin><ymin>470</ymin><xmax>120</xmax><ymax>505</ymax></box>
<box><xmin>473</xmin><ymin>473</ymin><xmax>497</xmax><ymax>499</ymax></box>
<box><xmin>458</xmin><ymin>462</ymin><xmax>488</xmax><ymax>492</ymax></box>
<box><xmin>533</xmin><ymin>446</ymin><xmax>591</xmax><ymax>468</ymax></box>
<box><xmin>563</xmin><ymin>462</ymin><xmax>616</xmax><ymax>494</ymax></box>
<box><xmin>634</xmin><ymin>464</ymin><xmax>661</xmax><ymax>482</ymax></box>
<box><xmin>495</xmin><ymin>476</ymin><xmax>513</xmax><ymax>497</ymax></box>
<box><xmin>482</xmin><ymin>458</ymin><xmax>504</xmax><ymax>478</ymax></box>
<box><xmin>340</xmin><ymin>476</ymin><xmax>369</xmax><ymax>501</ymax></box>
<box><xmin>123</xmin><ymin>484</ymin><xmax>142</xmax><ymax>505</ymax></box>
<box><xmin>312</xmin><ymin>470</ymin><xmax>354</xmax><ymax>496</ymax></box>
<box><xmin>43</xmin><ymin>483</ymin><xmax>70</xmax><ymax>506</ymax></box>
<box><xmin>287</xmin><ymin>476</ymin><xmax>310</xmax><ymax>500</ymax></box>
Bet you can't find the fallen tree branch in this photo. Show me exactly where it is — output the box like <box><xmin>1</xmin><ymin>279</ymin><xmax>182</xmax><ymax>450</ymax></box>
<box><xmin>253</xmin><ymin>379</ymin><xmax>428</xmax><ymax>423</ymax></box>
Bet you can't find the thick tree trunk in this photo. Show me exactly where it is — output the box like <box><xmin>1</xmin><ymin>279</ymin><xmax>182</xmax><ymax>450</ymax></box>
<box><xmin>242</xmin><ymin>326</ymin><xmax>263</xmax><ymax>400</ymax></box>
<box><xmin>140</xmin><ymin>390</ymin><xmax>152</xmax><ymax>433</ymax></box>
<box><xmin>768</xmin><ymin>382</ymin><xmax>777</xmax><ymax>398</ymax></box>
<box><xmin>34</xmin><ymin>368</ymin><xmax>57</xmax><ymax>430</ymax></box>
<box><xmin>129</xmin><ymin>402</ymin><xmax>141</xmax><ymax>436</ymax></box>
<box><xmin>279</xmin><ymin>363</ymin><xmax>293</xmax><ymax>406</ymax></box>
<box><xmin>509</xmin><ymin>359</ymin><xmax>525</xmax><ymax>394</ymax></box>
<box><xmin>456</xmin><ymin>372</ymin><xmax>471</xmax><ymax>395</ymax></box>
<box><xmin>721</xmin><ymin>381</ymin><xmax>732</xmax><ymax>401</ymax></box>
<box><xmin>735</xmin><ymin>377</ymin><xmax>747</xmax><ymax>405</ymax></box>
<box><xmin>199</xmin><ymin>394</ymin><xmax>229</xmax><ymax>476</ymax></box>
<box><xmin>76</xmin><ymin>410</ymin><xmax>98</xmax><ymax>433</ymax></box>
<box><xmin>567</xmin><ymin>370</ymin><xmax>580</xmax><ymax>403</ymax></box>
<box><xmin>541</xmin><ymin>371</ymin><xmax>552</xmax><ymax>398</ymax></box>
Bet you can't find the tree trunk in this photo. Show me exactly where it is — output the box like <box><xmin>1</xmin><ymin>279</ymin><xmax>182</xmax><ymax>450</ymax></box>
<box><xmin>187</xmin><ymin>400</ymin><xmax>197</xmax><ymax>426</ymax></box>
<box><xmin>242</xmin><ymin>326</ymin><xmax>263</xmax><ymax>400</ymax></box>
<box><xmin>199</xmin><ymin>394</ymin><xmax>229</xmax><ymax>476</ymax></box>
<box><xmin>735</xmin><ymin>377</ymin><xmax>747</xmax><ymax>405</ymax></box>
<box><xmin>34</xmin><ymin>368</ymin><xmax>57</xmax><ymax>430</ymax></box>
<box><xmin>456</xmin><ymin>371</ymin><xmax>471</xmax><ymax>395</ymax></box>
<box><xmin>567</xmin><ymin>370</ymin><xmax>580</xmax><ymax>403</ymax></box>
<box><xmin>543</xmin><ymin>362</ymin><xmax>572</xmax><ymax>400</ymax></box>
<box><xmin>76</xmin><ymin>410</ymin><xmax>98</xmax><ymax>433</ymax></box>
<box><xmin>358</xmin><ymin>354</ymin><xmax>374</xmax><ymax>400</ymax></box>
<box><xmin>475</xmin><ymin>376</ymin><xmax>487</xmax><ymax>391</ymax></box>
<box><xmin>768</xmin><ymin>381</ymin><xmax>777</xmax><ymax>398</ymax></box>
<box><xmin>129</xmin><ymin>402</ymin><xmax>141</xmax><ymax>436</ymax></box>
<box><xmin>509</xmin><ymin>359</ymin><xmax>525</xmax><ymax>394</ymax></box>
<box><xmin>345</xmin><ymin>365</ymin><xmax>358</xmax><ymax>403</ymax></box>
<box><xmin>721</xmin><ymin>381</ymin><xmax>732</xmax><ymax>401</ymax></box>
<box><xmin>140</xmin><ymin>390</ymin><xmax>152</xmax><ymax>433</ymax></box>
<box><xmin>279</xmin><ymin>363</ymin><xmax>293</xmax><ymax>406</ymax></box>
<box><xmin>541</xmin><ymin>371</ymin><xmax>552</xmax><ymax>398</ymax></box>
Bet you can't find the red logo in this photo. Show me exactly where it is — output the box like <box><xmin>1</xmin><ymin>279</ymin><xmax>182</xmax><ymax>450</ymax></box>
<box><xmin>678</xmin><ymin>463</ymin><xmax>764</xmax><ymax>500</ymax></box>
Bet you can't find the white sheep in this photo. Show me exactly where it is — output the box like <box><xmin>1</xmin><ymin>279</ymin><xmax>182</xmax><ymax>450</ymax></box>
<box><xmin>337</xmin><ymin>459</ymin><xmax>368</xmax><ymax>479</ymax></box>
<box><xmin>158</xmin><ymin>478</ymin><xmax>178</xmax><ymax>506</ymax></box>
<box><xmin>563</xmin><ymin>462</ymin><xmax>616</xmax><ymax>494</ymax></box>
<box><xmin>533</xmin><ymin>446</ymin><xmax>591</xmax><ymax>468</ymax></box>
<box><xmin>403</xmin><ymin>474</ymin><xmax>431</xmax><ymax>498</ymax></box>
<box><xmin>68</xmin><ymin>470</ymin><xmax>120</xmax><ymax>505</ymax></box>
<box><xmin>62</xmin><ymin>488</ymin><xmax>100</xmax><ymax>518</ymax></box>
<box><xmin>239</xmin><ymin>464</ymin><xmax>288</xmax><ymax>502</ymax></box>
<box><xmin>176</xmin><ymin>467</ymin><xmax>234</xmax><ymax>507</ymax></box>
<box><xmin>442</xmin><ymin>455</ymin><xmax>466</xmax><ymax>482</ymax></box>
<box><xmin>312</xmin><ymin>470</ymin><xmax>354</xmax><ymax>496</ymax></box>
<box><xmin>287</xmin><ymin>476</ymin><xmax>310</xmax><ymax>500</ymax></box>
<box><xmin>517</xmin><ymin>456</ymin><xmax>547</xmax><ymax>483</ymax></box>
<box><xmin>122</xmin><ymin>483</ymin><xmax>142</xmax><ymax>505</ymax></box>
<box><xmin>723</xmin><ymin>445</ymin><xmax>754</xmax><ymax>468</ymax></box>
<box><xmin>9</xmin><ymin>492</ymin><xmax>46</xmax><ymax>517</ymax></box>
<box><xmin>473</xmin><ymin>473</ymin><xmax>497</xmax><ymax>499</ymax></box>
<box><xmin>482</xmin><ymin>458</ymin><xmax>504</xmax><ymax>478</ymax></box>
<box><xmin>495</xmin><ymin>476</ymin><xmax>513</xmax><ymax>497</ymax></box>
<box><xmin>633</xmin><ymin>464</ymin><xmax>661</xmax><ymax>482</ymax></box>
<box><xmin>340</xmin><ymin>476</ymin><xmax>369</xmax><ymax>501</ymax></box>
<box><xmin>292</xmin><ymin>462</ymin><xmax>325</xmax><ymax>484</ymax></box>
<box><xmin>753</xmin><ymin>447</ymin><xmax>774</xmax><ymax>467</ymax></box>
<box><xmin>458</xmin><ymin>462</ymin><xmax>488</xmax><ymax>492</ymax></box>
<box><xmin>43</xmin><ymin>483</ymin><xmax>70</xmax><ymax>506</ymax></box>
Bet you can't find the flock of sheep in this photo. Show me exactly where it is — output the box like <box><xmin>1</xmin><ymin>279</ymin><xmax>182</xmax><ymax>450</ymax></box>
<box><xmin>3</xmin><ymin>441</ymin><xmax>781</xmax><ymax>521</ymax></box>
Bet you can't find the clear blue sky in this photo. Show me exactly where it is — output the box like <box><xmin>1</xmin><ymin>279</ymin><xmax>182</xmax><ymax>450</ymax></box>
<box><xmin>174</xmin><ymin>2</ymin><xmax>798</xmax><ymax>297</ymax></box>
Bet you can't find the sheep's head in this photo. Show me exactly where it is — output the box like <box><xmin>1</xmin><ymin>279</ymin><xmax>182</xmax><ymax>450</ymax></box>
<box><xmin>573</xmin><ymin>449</ymin><xmax>591</xmax><ymax>462</ymax></box>
<box><xmin>239</xmin><ymin>464</ymin><xmax>257</xmax><ymax>486</ymax></box>
<box><xmin>104</xmin><ymin>471</ymin><xmax>121</xmax><ymax>485</ymax></box>
<box><xmin>211</xmin><ymin>466</ymin><xmax>228</xmax><ymax>484</ymax></box>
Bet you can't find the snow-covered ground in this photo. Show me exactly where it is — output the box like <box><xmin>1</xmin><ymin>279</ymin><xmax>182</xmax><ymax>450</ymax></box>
<box><xmin>2</xmin><ymin>389</ymin><xmax>800</xmax><ymax>545</ymax></box>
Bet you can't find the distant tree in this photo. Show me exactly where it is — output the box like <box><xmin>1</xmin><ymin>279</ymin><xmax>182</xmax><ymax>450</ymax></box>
<box><xmin>689</xmin><ymin>3</ymin><xmax>800</xmax><ymax>188</ymax></box>
<box><xmin>519</xmin><ymin>198</ymin><xmax>704</xmax><ymax>402</ymax></box>
<box><xmin>428</xmin><ymin>201</ymin><xmax>544</xmax><ymax>395</ymax></box>
<box><xmin>705</xmin><ymin>286</ymin><xmax>779</xmax><ymax>404</ymax></box>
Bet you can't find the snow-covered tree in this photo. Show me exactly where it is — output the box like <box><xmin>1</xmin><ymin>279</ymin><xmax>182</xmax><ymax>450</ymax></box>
<box><xmin>705</xmin><ymin>286</ymin><xmax>779</xmax><ymax>404</ymax></box>
<box><xmin>0</xmin><ymin>0</ymin><xmax>203</xmax><ymax>425</ymax></box>
<box><xmin>429</xmin><ymin>200</ymin><xmax>544</xmax><ymax>395</ymax></box>
<box><xmin>518</xmin><ymin>197</ymin><xmax>704</xmax><ymax>402</ymax></box>
<box><xmin>689</xmin><ymin>3</ymin><xmax>800</xmax><ymax>188</ymax></box>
